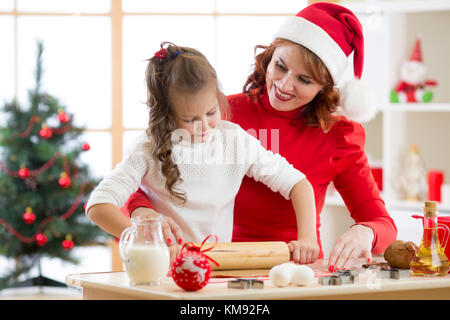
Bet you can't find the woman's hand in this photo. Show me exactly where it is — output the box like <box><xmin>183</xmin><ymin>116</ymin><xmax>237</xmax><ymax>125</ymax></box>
<box><xmin>288</xmin><ymin>238</ymin><xmax>320</xmax><ymax>264</ymax></box>
<box><xmin>131</xmin><ymin>207</ymin><xmax>183</xmax><ymax>246</ymax></box>
<box><xmin>327</xmin><ymin>224</ymin><xmax>374</xmax><ymax>272</ymax></box>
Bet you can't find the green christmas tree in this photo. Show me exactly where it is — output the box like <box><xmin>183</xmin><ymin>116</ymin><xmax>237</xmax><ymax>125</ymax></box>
<box><xmin>0</xmin><ymin>41</ymin><xmax>107</xmax><ymax>289</ymax></box>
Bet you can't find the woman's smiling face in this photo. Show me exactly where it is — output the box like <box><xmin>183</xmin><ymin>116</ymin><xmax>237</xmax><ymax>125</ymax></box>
<box><xmin>265</xmin><ymin>42</ymin><xmax>324</xmax><ymax>112</ymax></box>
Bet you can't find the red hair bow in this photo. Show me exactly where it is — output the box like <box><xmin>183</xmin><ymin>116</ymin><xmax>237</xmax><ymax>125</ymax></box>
<box><xmin>154</xmin><ymin>48</ymin><xmax>167</xmax><ymax>59</ymax></box>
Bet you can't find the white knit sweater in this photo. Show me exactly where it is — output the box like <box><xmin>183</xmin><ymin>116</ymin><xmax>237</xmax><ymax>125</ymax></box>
<box><xmin>86</xmin><ymin>120</ymin><xmax>305</xmax><ymax>243</ymax></box>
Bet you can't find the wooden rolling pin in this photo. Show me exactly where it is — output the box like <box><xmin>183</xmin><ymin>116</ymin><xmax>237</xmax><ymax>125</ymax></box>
<box><xmin>194</xmin><ymin>241</ymin><xmax>290</xmax><ymax>270</ymax></box>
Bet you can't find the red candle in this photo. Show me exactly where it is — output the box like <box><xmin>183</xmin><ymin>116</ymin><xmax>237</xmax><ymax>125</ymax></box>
<box><xmin>427</xmin><ymin>170</ymin><xmax>444</xmax><ymax>202</ymax></box>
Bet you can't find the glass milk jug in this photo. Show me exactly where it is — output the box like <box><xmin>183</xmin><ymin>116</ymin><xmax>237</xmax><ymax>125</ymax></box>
<box><xmin>119</xmin><ymin>215</ymin><xmax>170</xmax><ymax>286</ymax></box>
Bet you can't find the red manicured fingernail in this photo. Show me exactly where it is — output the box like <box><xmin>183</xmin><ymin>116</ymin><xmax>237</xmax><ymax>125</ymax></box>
<box><xmin>367</xmin><ymin>258</ymin><xmax>371</xmax><ymax>263</ymax></box>
<box><xmin>328</xmin><ymin>265</ymin><xmax>334</xmax><ymax>272</ymax></box>
<box><xmin>333</xmin><ymin>267</ymin><xmax>338</xmax><ymax>272</ymax></box>
<box><xmin>178</xmin><ymin>238</ymin><xmax>183</xmax><ymax>245</ymax></box>
<box><xmin>167</xmin><ymin>238</ymin><xmax>172</xmax><ymax>245</ymax></box>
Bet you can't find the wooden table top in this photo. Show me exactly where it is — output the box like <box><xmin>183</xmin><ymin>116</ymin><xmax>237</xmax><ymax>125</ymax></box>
<box><xmin>66</xmin><ymin>259</ymin><xmax>450</xmax><ymax>300</ymax></box>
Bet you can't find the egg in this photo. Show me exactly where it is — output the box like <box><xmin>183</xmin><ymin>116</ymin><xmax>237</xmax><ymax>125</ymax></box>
<box><xmin>280</xmin><ymin>262</ymin><xmax>297</xmax><ymax>273</ymax></box>
<box><xmin>291</xmin><ymin>265</ymin><xmax>315</xmax><ymax>286</ymax></box>
<box><xmin>269</xmin><ymin>265</ymin><xmax>291</xmax><ymax>287</ymax></box>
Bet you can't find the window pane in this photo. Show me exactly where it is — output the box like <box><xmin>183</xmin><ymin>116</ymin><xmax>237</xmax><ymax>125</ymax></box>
<box><xmin>122</xmin><ymin>15</ymin><xmax>215</xmax><ymax>128</ymax></box>
<box><xmin>0</xmin><ymin>0</ymin><xmax>14</xmax><ymax>11</ymax></box>
<box><xmin>216</xmin><ymin>0</ymin><xmax>305</xmax><ymax>13</ymax></box>
<box><xmin>0</xmin><ymin>16</ymin><xmax>15</xmax><ymax>107</ymax></box>
<box><xmin>17</xmin><ymin>16</ymin><xmax>111</xmax><ymax>129</ymax></box>
<box><xmin>17</xmin><ymin>0</ymin><xmax>110</xmax><ymax>13</ymax></box>
<box><xmin>216</xmin><ymin>16</ymin><xmax>286</xmax><ymax>95</ymax></box>
<box><xmin>40</xmin><ymin>246</ymin><xmax>111</xmax><ymax>282</ymax></box>
<box><xmin>79</xmin><ymin>131</ymin><xmax>112</xmax><ymax>179</ymax></box>
<box><xmin>123</xmin><ymin>0</ymin><xmax>214</xmax><ymax>13</ymax></box>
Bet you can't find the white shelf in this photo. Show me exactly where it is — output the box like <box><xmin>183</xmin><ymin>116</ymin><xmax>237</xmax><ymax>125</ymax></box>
<box><xmin>389</xmin><ymin>200</ymin><xmax>450</xmax><ymax>214</ymax></box>
<box><xmin>325</xmin><ymin>194</ymin><xmax>450</xmax><ymax>214</ymax></box>
<box><xmin>342</xmin><ymin>0</ymin><xmax>450</xmax><ymax>14</ymax></box>
<box><xmin>385</xmin><ymin>103</ymin><xmax>450</xmax><ymax>112</ymax></box>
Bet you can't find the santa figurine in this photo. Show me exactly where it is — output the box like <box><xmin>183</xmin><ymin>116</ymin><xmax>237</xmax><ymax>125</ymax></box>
<box><xmin>391</xmin><ymin>36</ymin><xmax>437</xmax><ymax>103</ymax></box>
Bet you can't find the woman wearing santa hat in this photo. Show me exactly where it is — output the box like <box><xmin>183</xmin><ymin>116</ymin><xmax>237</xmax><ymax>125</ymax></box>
<box><xmin>125</xmin><ymin>2</ymin><xmax>397</xmax><ymax>271</ymax></box>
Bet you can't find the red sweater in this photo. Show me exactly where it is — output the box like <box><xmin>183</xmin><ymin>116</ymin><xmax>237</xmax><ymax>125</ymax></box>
<box><xmin>126</xmin><ymin>91</ymin><xmax>397</xmax><ymax>258</ymax></box>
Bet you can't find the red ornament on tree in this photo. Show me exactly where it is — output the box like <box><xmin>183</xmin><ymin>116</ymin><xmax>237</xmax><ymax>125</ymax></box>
<box><xmin>22</xmin><ymin>207</ymin><xmax>36</xmax><ymax>224</ymax></box>
<box><xmin>170</xmin><ymin>235</ymin><xmax>219</xmax><ymax>291</ymax></box>
<box><xmin>35</xmin><ymin>233</ymin><xmax>47</xmax><ymax>246</ymax></box>
<box><xmin>81</xmin><ymin>143</ymin><xmax>90</xmax><ymax>151</ymax></box>
<box><xmin>62</xmin><ymin>234</ymin><xmax>74</xmax><ymax>250</ymax></box>
<box><xmin>18</xmin><ymin>167</ymin><xmax>30</xmax><ymax>179</ymax></box>
<box><xmin>39</xmin><ymin>124</ymin><xmax>53</xmax><ymax>139</ymax></box>
<box><xmin>58</xmin><ymin>172</ymin><xmax>71</xmax><ymax>188</ymax></box>
<box><xmin>57</xmin><ymin>109</ymin><xmax>69</xmax><ymax>123</ymax></box>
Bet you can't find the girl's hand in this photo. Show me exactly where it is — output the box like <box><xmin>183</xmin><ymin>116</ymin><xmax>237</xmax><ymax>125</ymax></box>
<box><xmin>131</xmin><ymin>207</ymin><xmax>183</xmax><ymax>246</ymax></box>
<box><xmin>327</xmin><ymin>224</ymin><xmax>374</xmax><ymax>272</ymax></box>
<box><xmin>288</xmin><ymin>238</ymin><xmax>320</xmax><ymax>264</ymax></box>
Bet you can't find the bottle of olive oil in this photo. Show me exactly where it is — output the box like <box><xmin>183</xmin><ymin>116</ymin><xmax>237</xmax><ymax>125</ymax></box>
<box><xmin>410</xmin><ymin>201</ymin><xmax>449</xmax><ymax>276</ymax></box>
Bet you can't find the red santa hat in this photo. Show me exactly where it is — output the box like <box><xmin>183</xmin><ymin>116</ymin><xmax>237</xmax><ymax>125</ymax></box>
<box><xmin>273</xmin><ymin>2</ymin><xmax>377</xmax><ymax>122</ymax></box>
<box><xmin>409</xmin><ymin>36</ymin><xmax>423</xmax><ymax>62</ymax></box>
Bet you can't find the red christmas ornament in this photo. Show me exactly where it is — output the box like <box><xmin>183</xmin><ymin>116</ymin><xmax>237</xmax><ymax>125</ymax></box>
<box><xmin>170</xmin><ymin>235</ymin><xmax>219</xmax><ymax>291</ymax></box>
<box><xmin>62</xmin><ymin>235</ymin><xmax>74</xmax><ymax>250</ymax></box>
<box><xmin>62</xmin><ymin>240</ymin><xmax>74</xmax><ymax>250</ymax></box>
<box><xmin>35</xmin><ymin>233</ymin><xmax>47</xmax><ymax>246</ymax></box>
<box><xmin>39</xmin><ymin>124</ymin><xmax>53</xmax><ymax>139</ymax></box>
<box><xmin>58</xmin><ymin>172</ymin><xmax>71</xmax><ymax>188</ymax></box>
<box><xmin>57</xmin><ymin>109</ymin><xmax>69</xmax><ymax>123</ymax></box>
<box><xmin>18</xmin><ymin>167</ymin><xmax>30</xmax><ymax>179</ymax></box>
<box><xmin>22</xmin><ymin>207</ymin><xmax>36</xmax><ymax>224</ymax></box>
<box><xmin>81</xmin><ymin>143</ymin><xmax>90</xmax><ymax>151</ymax></box>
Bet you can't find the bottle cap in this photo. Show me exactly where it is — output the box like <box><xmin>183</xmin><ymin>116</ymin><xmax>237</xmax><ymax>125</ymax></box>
<box><xmin>424</xmin><ymin>201</ymin><xmax>437</xmax><ymax>217</ymax></box>
<box><xmin>425</xmin><ymin>201</ymin><xmax>436</xmax><ymax>209</ymax></box>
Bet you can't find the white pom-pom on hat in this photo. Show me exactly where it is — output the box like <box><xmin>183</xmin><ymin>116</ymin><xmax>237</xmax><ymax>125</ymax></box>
<box><xmin>339</xmin><ymin>78</ymin><xmax>378</xmax><ymax>123</ymax></box>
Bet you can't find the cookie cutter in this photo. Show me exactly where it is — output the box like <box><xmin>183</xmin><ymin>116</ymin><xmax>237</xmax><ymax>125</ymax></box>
<box><xmin>318</xmin><ymin>275</ymin><xmax>342</xmax><ymax>286</ymax></box>
<box><xmin>379</xmin><ymin>268</ymin><xmax>410</xmax><ymax>280</ymax></box>
<box><xmin>334</xmin><ymin>270</ymin><xmax>359</xmax><ymax>284</ymax></box>
<box><xmin>319</xmin><ymin>270</ymin><xmax>359</xmax><ymax>286</ymax></box>
<box><xmin>227</xmin><ymin>279</ymin><xmax>264</xmax><ymax>289</ymax></box>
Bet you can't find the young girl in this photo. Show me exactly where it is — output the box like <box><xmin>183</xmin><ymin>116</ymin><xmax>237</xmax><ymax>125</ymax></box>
<box><xmin>86</xmin><ymin>42</ymin><xmax>319</xmax><ymax>264</ymax></box>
